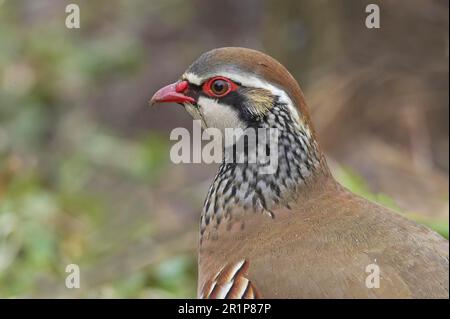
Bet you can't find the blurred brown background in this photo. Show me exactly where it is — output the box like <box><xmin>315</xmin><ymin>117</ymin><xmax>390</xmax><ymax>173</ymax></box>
<box><xmin>0</xmin><ymin>0</ymin><xmax>448</xmax><ymax>298</ymax></box>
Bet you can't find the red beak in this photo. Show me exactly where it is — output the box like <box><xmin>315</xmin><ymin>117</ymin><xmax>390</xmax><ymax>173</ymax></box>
<box><xmin>149</xmin><ymin>80</ymin><xmax>195</xmax><ymax>106</ymax></box>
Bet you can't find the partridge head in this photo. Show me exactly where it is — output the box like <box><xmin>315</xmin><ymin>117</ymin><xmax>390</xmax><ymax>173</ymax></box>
<box><xmin>151</xmin><ymin>47</ymin><xmax>449</xmax><ymax>299</ymax></box>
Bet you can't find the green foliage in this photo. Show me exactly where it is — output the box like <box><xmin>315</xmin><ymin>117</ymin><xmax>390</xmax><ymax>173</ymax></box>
<box><xmin>0</xmin><ymin>2</ymin><xmax>191</xmax><ymax>298</ymax></box>
<box><xmin>335</xmin><ymin>167</ymin><xmax>401</xmax><ymax>211</ymax></box>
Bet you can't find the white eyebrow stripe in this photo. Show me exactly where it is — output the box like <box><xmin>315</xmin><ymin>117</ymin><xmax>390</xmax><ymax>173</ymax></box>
<box><xmin>182</xmin><ymin>70</ymin><xmax>301</xmax><ymax>124</ymax></box>
<box><xmin>183</xmin><ymin>72</ymin><xmax>203</xmax><ymax>85</ymax></box>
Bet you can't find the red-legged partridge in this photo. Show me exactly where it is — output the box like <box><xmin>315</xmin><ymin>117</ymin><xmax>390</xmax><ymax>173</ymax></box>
<box><xmin>150</xmin><ymin>47</ymin><xmax>449</xmax><ymax>299</ymax></box>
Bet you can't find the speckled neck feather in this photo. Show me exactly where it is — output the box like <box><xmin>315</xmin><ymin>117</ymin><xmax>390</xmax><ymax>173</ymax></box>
<box><xmin>200</xmin><ymin>101</ymin><xmax>329</xmax><ymax>238</ymax></box>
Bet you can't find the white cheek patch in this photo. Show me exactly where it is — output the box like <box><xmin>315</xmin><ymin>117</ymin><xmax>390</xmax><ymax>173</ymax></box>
<box><xmin>197</xmin><ymin>96</ymin><xmax>245</xmax><ymax>131</ymax></box>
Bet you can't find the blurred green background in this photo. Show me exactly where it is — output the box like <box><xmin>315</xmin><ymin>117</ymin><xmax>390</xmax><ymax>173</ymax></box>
<box><xmin>0</xmin><ymin>0</ymin><xmax>448</xmax><ymax>298</ymax></box>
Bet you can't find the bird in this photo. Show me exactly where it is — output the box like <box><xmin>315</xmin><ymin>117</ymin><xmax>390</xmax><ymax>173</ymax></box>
<box><xmin>150</xmin><ymin>47</ymin><xmax>449</xmax><ymax>298</ymax></box>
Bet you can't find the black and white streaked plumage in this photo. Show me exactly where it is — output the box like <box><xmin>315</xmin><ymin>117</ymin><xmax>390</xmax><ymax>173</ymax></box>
<box><xmin>199</xmin><ymin>102</ymin><xmax>324</xmax><ymax>238</ymax></box>
<box><xmin>150</xmin><ymin>47</ymin><xmax>449</xmax><ymax>299</ymax></box>
<box><xmin>178</xmin><ymin>50</ymin><xmax>329</xmax><ymax>238</ymax></box>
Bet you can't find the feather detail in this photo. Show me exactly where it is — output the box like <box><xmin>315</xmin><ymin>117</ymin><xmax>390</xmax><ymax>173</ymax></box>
<box><xmin>200</xmin><ymin>259</ymin><xmax>261</xmax><ymax>299</ymax></box>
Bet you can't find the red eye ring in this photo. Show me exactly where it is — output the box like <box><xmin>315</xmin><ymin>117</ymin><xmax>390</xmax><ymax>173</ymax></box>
<box><xmin>203</xmin><ymin>76</ymin><xmax>237</xmax><ymax>98</ymax></box>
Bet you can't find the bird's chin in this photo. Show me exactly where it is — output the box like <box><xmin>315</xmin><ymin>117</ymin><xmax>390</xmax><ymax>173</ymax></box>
<box><xmin>183</xmin><ymin>103</ymin><xmax>198</xmax><ymax>117</ymax></box>
<box><xmin>184</xmin><ymin>103</ymin><xmax>208</xmax><ymax>128</ymax></box>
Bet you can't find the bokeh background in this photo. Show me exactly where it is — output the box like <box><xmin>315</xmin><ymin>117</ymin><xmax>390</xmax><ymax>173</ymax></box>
<box><xmin>0</xmin><ymin>0</ymin><xmax>448</xmax><ymax>298</ymax></box>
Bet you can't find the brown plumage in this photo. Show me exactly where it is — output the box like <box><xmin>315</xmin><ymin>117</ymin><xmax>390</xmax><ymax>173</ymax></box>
<box><xmin>199</xmin><ymin>176</ymin><xmax>448</xmax><ymax>298</ymax></box>
<box><xmin>151</xmin><ymin>47</ymin><xmax>449</xmax><ymax>299</ymax></box>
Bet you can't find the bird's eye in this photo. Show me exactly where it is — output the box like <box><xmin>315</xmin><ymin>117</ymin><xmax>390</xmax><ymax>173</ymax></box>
<box><xmin>211</xmin><ymin>79</ymin><xmax>228</xmax><ymax>95</ymax></box>
<box><xmin>203</xmin><ymin>77</ymin><xmax>236</xmax><ymax>97</ymax></box>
